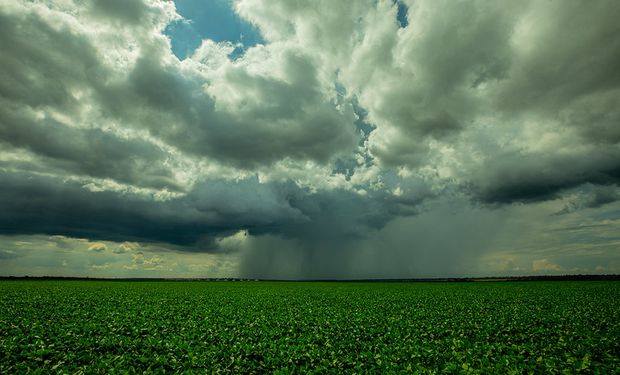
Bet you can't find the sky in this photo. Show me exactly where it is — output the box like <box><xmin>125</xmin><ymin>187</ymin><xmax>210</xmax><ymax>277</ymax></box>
<box><xmin>0</xmin><ymin>0</ymin><xmax>619</xmax><ymax>279</ymax></box>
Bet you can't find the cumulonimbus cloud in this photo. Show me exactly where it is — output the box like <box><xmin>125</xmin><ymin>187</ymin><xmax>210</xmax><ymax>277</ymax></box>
<box><xmin>1</xmin><ymin>0</ymin><xmax>619</xmax><ymax>278</ymax></box>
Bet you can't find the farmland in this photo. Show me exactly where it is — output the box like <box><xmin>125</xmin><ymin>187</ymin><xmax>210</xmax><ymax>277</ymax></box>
<box><xmin>0</xmin><ymin>281</ymin><xmax>618</xmax><ymax>373</ymax></box>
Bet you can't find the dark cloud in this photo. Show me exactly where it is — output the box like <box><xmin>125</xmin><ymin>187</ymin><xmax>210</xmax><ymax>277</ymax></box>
<box><xmin>0</xmin><ymin>249</ymin><xmax>21</xmax><ymax>260</ymax></box>
<box><xmin>0</xmin><ymin>167</ymin><xmax>441</xmax><ymax>281</ymax></box>
<box><xmin>556</xmin><ymin>184</ymin><xmax>620</xmax><ymax>215</ymax></box>
<box><xmin>470</xmin><ymin>150</ymin><xmax>620</xmax><ymax>204</ymax></box>
<box><xmin>95</xmin><ymin>45</ymin><xmax>359</xmax><ymax>169</ymax></box>
<box><xmin>1</xmin><ymin>1</ymin><xmax>358</xmax><ymax>183</ymax></box>
<box><xmin>198</xmin><ymin>52</ymin><xmax>359</xmax><ymax>166</ymax></box>
<box><xmin>494</xmin><ymin>1</ymin><xmax>620</xmax><ymax>115</ymax></box>
<box><xmin>348</xmin><ymin>0</ymin><xmax>520</xmax><ymax>166</ymax></box>
<box><xmin>239</xmin><ymin>178</ymin><xmax>434</xmax><ymax>279</ymax></box>
<box><xmin>0</xmin><ymin>4</ymin><xmax>182</xmax><ymax>190</ymax></box>
<box><xmin>0</xmin><ymin>170</ymin><xmax>430</xmax><ymax>253</ymax></box>
<box><xmin>560</xmin><ymin>90</ymin><xmax>620</xmax><ymax>145</ymax></box>
<box><xmin>586</xmin><ymin>185</ymin><xmax>620</xmax><ymax>208</ymax></box>
<box><xmin>89</xmin><ymin>0</ymin><xmax>151</xmax><ymax>25</ymax></box>
<box><xmin>239</xmin><ymin>198</ymin><xmax>503</xmax><ymax>280</ymax></box>
<box><xmin>0</xmin><ymin>10</ymin><xmax>100</xmax><ymax>109</ymax></box>
<box><xmin>0</xmin><ymin>110</ymin><xmax>180</xmax><ymax>190</ymax></box>
<box><xmin>340</xmin><ymin>0</ymin><xmax>620</xmax><ymax>205</ymax></box>
<box><xmin>0</xmin><ymin>170</ymin><xmax>300</xmax><ymax>247</ymax></box>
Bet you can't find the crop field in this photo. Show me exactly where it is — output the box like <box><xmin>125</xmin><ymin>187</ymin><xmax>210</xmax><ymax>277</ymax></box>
<box><xmin>0</xmin><ymin>281</ymin><xmax>618</xmax><ymax>373</ymax></box>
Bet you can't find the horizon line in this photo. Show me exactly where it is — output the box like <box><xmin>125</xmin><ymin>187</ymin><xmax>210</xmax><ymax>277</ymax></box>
<box><xmin>1</xmin><ymin>274</ymin><xmax>619</xmax><ymax>282</ymax></box>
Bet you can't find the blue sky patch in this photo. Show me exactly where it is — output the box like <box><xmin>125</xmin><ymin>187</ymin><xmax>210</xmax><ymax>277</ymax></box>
<box><xmin>165</xmin><ymin>0</ymin><xmax>263</xmax><ymax>60</ymax></box>
<box><xmin>396</xmin><ymin>1</ymin><xmax>408</xmax><ymax>28</ymax></box>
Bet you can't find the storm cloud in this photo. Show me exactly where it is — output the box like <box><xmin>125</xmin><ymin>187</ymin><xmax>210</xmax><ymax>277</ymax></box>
<box><xmin>1</xmin><ymin>0</ymin><xmax>619</xmax><ymax>278</ymax></box>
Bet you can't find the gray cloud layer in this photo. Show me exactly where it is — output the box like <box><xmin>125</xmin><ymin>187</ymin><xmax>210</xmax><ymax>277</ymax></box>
<box><xmin>0</xmin><ymin>169</ymin><xmax>431</xmax><ymax>253</ymax></box>
<box><xmin>1</xmin><ymin>0</ymin><xmax>619</xmax><ymax>277</ymax></box>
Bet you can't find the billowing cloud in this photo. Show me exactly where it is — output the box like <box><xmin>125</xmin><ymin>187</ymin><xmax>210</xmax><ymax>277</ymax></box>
<box><xmin>532</xmin><ymin>259</ymin><xmax>562</xmax><ymax>273</ymax></box>
<box><xmin>88</xmin><ymin>242</ymin><xmax>108</xmax><ymax>252</ymax></box>
<box><xmin>1</xmin><ymin>0</ymin><xmax>619</xmax><ymax>278</ymax></box>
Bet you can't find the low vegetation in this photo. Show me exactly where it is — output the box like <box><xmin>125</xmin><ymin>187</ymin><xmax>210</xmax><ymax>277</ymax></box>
<box><xmin>1</xmin><ymin>281</ymin><xmax>618</xmax><ymax>373</ymax></box>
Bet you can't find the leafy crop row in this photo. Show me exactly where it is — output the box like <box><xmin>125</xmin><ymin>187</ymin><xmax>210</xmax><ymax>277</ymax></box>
<box><xmin>0</xmin><ymin>281</ymin><xmax>618</xmax><ymax>373</ymax></box>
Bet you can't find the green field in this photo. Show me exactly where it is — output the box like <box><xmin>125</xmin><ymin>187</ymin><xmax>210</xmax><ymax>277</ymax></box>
<box><xmin>0</xmin><ymin>281</ymin><xmax>618</xmax><ymax>373</ymax></box>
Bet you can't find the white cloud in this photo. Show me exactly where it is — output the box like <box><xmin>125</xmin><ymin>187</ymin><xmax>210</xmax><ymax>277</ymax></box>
<box><xmin>532</xmin><ymin>259</ymin><xmax>562</xmax><ymax>272</ymax></box>
<box><xmin>88</xmin><ymin>242</ymin><xmax>108</xmax><ymax>252</ymax></box>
